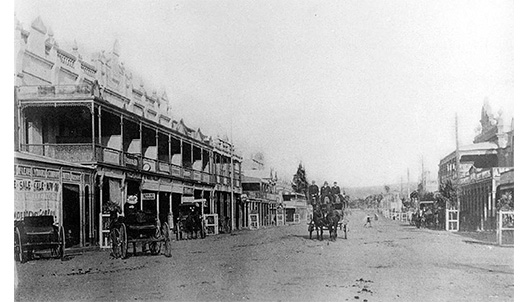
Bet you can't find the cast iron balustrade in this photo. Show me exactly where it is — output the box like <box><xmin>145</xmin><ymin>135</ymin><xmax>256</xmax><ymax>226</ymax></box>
<box><xmin>96</xmin><ymin>146</ymin><xmax>122</xmax><ymax>166</ymax></box>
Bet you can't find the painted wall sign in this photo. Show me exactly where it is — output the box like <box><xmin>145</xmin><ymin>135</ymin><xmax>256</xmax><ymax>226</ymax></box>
<box><xmin>70</xmin><ymin>172</ymin><xmax>81</xmax><ymax>182</ymax></box>
<box><xmin>17</xmin><ymin>165</ymin><xmax>33</xmax><ymax>177</ymax></box>
<box><xmin>32</xmin><ymin>167</ymin><xmax>47</xmax><ymax>178</ymax></box>
<box><xmin>47</xmin><ymin>169</ymin><xmax>60</xmax><ymax>179</ymax></box>
<box><xmin>14</xmin><ymin>178</ymin><xmax>60</xmax><ymax>222</ymax></box>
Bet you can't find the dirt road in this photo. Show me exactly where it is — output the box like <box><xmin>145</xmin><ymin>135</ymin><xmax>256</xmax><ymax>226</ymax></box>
<box><xmin>15</xmin><ymin>210</ymin><xmax>514</xmax><ymax>301</ymax></box>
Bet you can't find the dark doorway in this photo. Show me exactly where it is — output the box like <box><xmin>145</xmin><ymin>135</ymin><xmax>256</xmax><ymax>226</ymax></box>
<box><xmin>84</xmin><ymin>185</ymin><xmax>90</xmax><ymax>246</ymax></box>
<box><xmin>159</xmin><ymin>192</ymin><xmax>170</xmax><ymax>226</ymax></box>
<box><xmin>171</xmin><ymin>193</ymin><xmax>182</xmax><ymax>230</ymax></box>
<box><xmin>63</xmin><ymin>184</ymin><xmax>80</xmax><ymax>248</ymax></box>
<box><xmin>142</xmin><ymin>191</ymin><xmax>157</xmax><ymax>215</ymax></box>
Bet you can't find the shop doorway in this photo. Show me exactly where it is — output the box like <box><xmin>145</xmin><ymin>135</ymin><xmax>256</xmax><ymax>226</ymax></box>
<box><xmin>84</xmin><ymin>185</ymin><xmax>91</xmax><ymax>246</ymax></box>
<box><xmin>62</xmin><ymin>184</ymin><xmax>80</xmax><ymax>248</ymax></box>
<box><xmin>142</xmin><ymin>191</ymin><xmax>157</xmax><ymax>215</ymax></box>
<box><xmin>159</xmin><ymin>192</ymin><xmax>170</xmax><ymax>226</ymax></box>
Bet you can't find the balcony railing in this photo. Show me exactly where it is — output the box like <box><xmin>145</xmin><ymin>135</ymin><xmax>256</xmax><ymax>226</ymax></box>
<box><xmin>21</xmin><ymin>143</ymin><xmax>95</xmax><ymax>162</ymax></box>
<box><xmin>20</xmin><ymin>143</ymin><xmax>224</xmax><ymax>186</ymax></box>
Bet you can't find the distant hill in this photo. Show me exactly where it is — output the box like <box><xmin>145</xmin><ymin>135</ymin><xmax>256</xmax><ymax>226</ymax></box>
<box><xmin>342</xmin><ymin>182</ymin><xmax>418</xmax><ymax>199</ymax></box>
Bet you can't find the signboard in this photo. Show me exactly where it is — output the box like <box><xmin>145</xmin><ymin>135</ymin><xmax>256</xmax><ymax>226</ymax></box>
<box><xmin>182</xmin><ymin>196</ymin><xmax>196</xmax><ymax>204</ymax></box>
<box><xmin>142</xmin><ymin>192</ymin><xmax>156</xmax><ymax>200</ymax></box>
<box><xmin>14</xmin><ymin>178</ymin><xmax>60</xmax><ymax>222</ymax></box>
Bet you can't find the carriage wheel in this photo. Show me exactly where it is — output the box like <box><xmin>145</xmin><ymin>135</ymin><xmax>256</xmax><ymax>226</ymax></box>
<box><xmin>120</xmin><ymin>223</ymin><xmax>128</xmax><ymax>259</ymax></box>
<box><xmin>150</xmin><ymin>225</ymin><xmax>161</xmax><ymax>255</ymax></box>
<box><xmin>14</xmin><ymin>227</ymin><xmax>24</xmax><ymax>263</ymax></box>
<box><xmin>56</xmin><ymin>226</ymin><xmax>65</xmax><ymax>260</ymax></box>
<box><xmin>162</xmin><ymin>223</ymin><xmax>172</xmax><ymax>257</ymax></box>
<box><xmin>111</xmin><ymin>227</ymin><xmax>122</xmax><ymax>259</ymax></box>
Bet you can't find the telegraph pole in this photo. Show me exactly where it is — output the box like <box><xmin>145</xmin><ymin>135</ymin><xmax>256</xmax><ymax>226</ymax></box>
<box><xmin>455</xmin><ymin>114</ymin><xmax>460</xmax><ymax>210</ymax></box>
<box><xmin>407</xmin><ymin>168</ymin><xmax>410</xmax><ymax>200</ymax></box>
<box><xmin>230</xmin><ymin>99</ymin><xmax>235</xmax><ymax>232</ymax></box>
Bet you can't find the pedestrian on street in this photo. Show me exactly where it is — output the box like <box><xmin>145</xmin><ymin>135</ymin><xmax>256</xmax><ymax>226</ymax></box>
<box><xmin>364</xmin><ymin>215</ymin><xmax>372</xmax><ymax>227</ymax></box>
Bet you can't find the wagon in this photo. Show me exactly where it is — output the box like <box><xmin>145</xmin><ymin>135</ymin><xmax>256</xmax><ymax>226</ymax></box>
<box><xmin>110</xmin><ymin>211</ymin><xmax>171</xmax><ymax>259</ymax></box>
<box><xmin>308</xmin><ymin>196</ymin><xmax>348</xmax><ymax>240</ymax></box>
<box><xmin>14</xmin><ymin>215</ymin><xmax>65</xmax><ymax>263</ymax></box>
<box><xmin>175</xmin><ymin>199</ymin><xmax>206</xmax><ymax>240</ymax></box>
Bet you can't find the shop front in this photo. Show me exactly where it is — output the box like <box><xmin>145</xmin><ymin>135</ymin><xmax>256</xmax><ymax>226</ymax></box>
<box><xmin>15</xmin><ymin>152</ymin><xmax>95</xmax><ymax>249</ymax></box>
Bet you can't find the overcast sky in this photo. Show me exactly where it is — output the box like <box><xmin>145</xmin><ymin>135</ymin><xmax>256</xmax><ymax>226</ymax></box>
<box><xmin>14</xmin><ymin>0</ymin><xmax>514</xmax><ymax>188</ymax></box>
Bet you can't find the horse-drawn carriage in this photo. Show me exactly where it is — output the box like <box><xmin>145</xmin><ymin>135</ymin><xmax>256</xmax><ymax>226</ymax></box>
<box><xmin>308</xmin><ymin>194</ymin><xmax>348</xmax><ymax>241</ymax></box>
<box><xmin>412</xmin><ymin>201</ymin><xmax>440</xmax><ymax>229</ymax></box>
<box><xmin>110</xmin><ymin>201</ymin><xmax>171</xmax><ymax>259</ymax></box>
<box><xmin>14</xmin><ymin>215</ymin><xmax>65</xmax><ymax>263</ymax></box>
<box><xmin>175</xmin><ymin>199</ymin><xmax>206</xmax><ymax>240</ymax></box>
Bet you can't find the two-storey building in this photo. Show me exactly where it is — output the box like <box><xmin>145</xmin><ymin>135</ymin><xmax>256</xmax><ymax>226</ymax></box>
<box><xmin>14</xmin><ymin>17</ymin><xmax>242</xmax><ymax>249</ymax></box>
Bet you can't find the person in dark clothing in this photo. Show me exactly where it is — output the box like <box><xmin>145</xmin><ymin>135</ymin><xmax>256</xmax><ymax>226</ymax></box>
<box><xmin>331</xmin><ymin>182</ymin><xmax>341</xmax><ymax>195</ymax></box>
<box><xmin>320</xmin><ymin>181</ymin><xmax>332</xmax><ymax>204</ymax></box>
<box><xmin>331</xmin><ymin>181</ymin><xmax>341</xmax><ymax>203</ymax></box>
<box><xmin>308</xmin><ymin>181</ymin><xmax>319</xmax><ymax>205</ymax></box>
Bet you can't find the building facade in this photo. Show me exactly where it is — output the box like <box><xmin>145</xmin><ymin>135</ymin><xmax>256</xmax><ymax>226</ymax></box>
<box><xmin>14</xmin><ymin>17</ymin><xmax>242</xmax><ymax>249</ymax></box>
<box><xmin>438</xmin><ymin>100</ymin><xmax>514</xmax><ymax>232</ymax></box>
<box><xmin>438</xmin><ymin>99</ymin><xmax>514</xmax><ymax>186</ymax></box>
<box><xmin>241</xmin><ymin>170</ymin><xmax>279</xmax><ymax>229</ymax></box>
<box><xmin>459</xmin><ymin>167</ymin><xmax>512</xmax><ymax>231</ymax></box>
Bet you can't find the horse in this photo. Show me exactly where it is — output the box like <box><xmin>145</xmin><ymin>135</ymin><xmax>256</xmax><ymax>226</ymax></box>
<box><xmin>183</xmin><ymin>210</ymin><xmax>203</xmax><ymax>239</ymax></box>
<box><xmin>326</xmin><ymin>206</ymin><xmax>342</xmax><ymax>241</ymax></box>
<box><xmin>310</xmin><ymin>203</ymin><xmax>326</xmax><ymax>241</ymax></box>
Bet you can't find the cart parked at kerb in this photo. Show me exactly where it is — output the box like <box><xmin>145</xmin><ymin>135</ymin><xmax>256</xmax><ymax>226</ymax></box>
<box><xmin>176</xmin><ymin>199</ymin><xmax>207</xmax><ymax>240</ymax></box>
<box><xmin>14</xmin><ymin>215</ymin><xmax>65</xmax><ymax>263</ymax></box>
<box><xmin>110</xmin><ymin>211</ymin><xmax>171</xmax><ymax>259</ymax></box>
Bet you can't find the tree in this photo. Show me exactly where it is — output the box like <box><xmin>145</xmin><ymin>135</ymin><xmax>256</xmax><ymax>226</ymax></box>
<box><xmin>291</xmin><ymin>162</ymin><xmax>308</xmax><ymax>196</ymax></box>
<box><xmin>437</xmin><ymin>180</ymin><xmax>457</xmax><ymax>209</ymax></box>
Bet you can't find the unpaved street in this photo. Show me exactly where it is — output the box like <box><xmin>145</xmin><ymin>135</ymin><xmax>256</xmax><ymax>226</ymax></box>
<box><xmin>15</xmin><ymin>210</ymin><xmax>514</xmax><ymax>302</ymax></box>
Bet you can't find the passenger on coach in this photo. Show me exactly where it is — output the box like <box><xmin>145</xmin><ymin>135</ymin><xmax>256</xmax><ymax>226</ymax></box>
<box><xmin>308</xmin><ymin>181</ymin><xmax>319</xmax><ymax>204</ymax></box>
<box><xmin>320</xmin><ymin>181</ymin><xmax>332</xmax><ymax>204</ymax></box>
